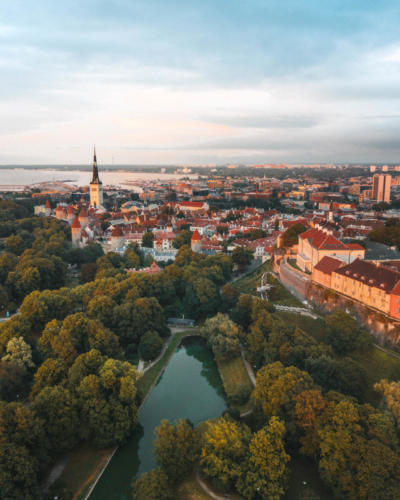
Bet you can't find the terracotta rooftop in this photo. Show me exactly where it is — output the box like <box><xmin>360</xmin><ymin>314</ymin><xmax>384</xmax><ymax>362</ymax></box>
<box><xmin>191</xmin><ymin>229</ymin><xmax>201</xmax><ymax>241</ymax></box>
<box><xmin>314</xmin><ymin>256</ymin><xmax>344</xmax><ymax>275</ymax></box>
<box><xmin>334</xmin><ymin>258</ymin><xmax>400</xmax><ymax>293</ymax></box>
<box><xmin>71</xmin><ymin>216</ymin><xmax>81</xmax><ymax>229</ymax></box>
<box><xmin>300</xmin><ymin>228</ymin><xmax>357</xmax><ymax>251</ymax></box>
<box><xmin>111</xmin><ymin>226</ymin><xmax>124</xmax><ymax>237</ymax></box>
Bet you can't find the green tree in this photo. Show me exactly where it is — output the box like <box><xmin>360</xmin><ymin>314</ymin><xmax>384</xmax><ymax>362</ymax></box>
<box><xmin>70</xmin><ymin>353</ymin><xmax>139</xmax><ymax>447</ymax></box>
<box><xmin>32</xmin><ymin>386</ymin><xmax>79</xmax><ymax>452</ymax></box>
<box><xmin>232</xmin><ymin>246</ymin><xmax>254</xmax><ymax>270</ymax></box>
<box><xmin>173</xmin><ymin>230</ymin><xmax>192</xmax><ymax>249</ymax></box>
<box><xmin>237</xmin><ymin>417</ymin><xmax>290</xmax><ymax>500</ymax></box>
<box><xmin>142</xmin><ymin>231</ymin><xmax>154</xmax><ymax>248</ymax></box>
<box><xmin>281</xmin><ymin>223</ymin><xmax>306</xmax><ymax>248</ymax></box>
<box><xmin>139</xmin><ymin>330</ymin><xmax>164</xmax><ymax>361</ymax></box>
<box><xmin>154</xmin><ymin>419</ymin><xmax>200</xmax><ymax>483</ymax></box>
<box><xmin>133</xmin><ymin>469</ymin><xmax>174</xmax><ymax>500</ymax></box>
<box><xmin>200</xmin><ymin>313</ymin><xmax>240</xmax><ymax>361</ymax></box>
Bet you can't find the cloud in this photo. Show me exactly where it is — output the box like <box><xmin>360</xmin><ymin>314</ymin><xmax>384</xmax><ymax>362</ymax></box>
<box><xmin>1</xmin><ymin>1</ymin><xmax>400</xmax><ymax>163</ymax></box>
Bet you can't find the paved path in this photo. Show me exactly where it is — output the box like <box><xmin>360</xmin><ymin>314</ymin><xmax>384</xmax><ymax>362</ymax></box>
<box><xmin>138</xmin><ymin>326</ymin><xmax>193</xmax><ymax>374</ymax></box>
<box><xmin>240</xmin><ymin>349</ymin><xmax>256</xmax><ymax>386</ymax></box>
<box><xmin>196</xmin><ymin>471</ymin><xmax>232</xmax><ymax>500</ymax></box>
<box><xmin>274</xmin><ymin>304</ymin><xmax>319</xmax><ymax>319</ymax></box>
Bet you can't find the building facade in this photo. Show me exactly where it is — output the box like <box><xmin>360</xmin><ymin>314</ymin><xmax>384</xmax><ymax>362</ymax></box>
<box><xmin>372</xmin><ymin>174</ymin><xmax>391</xmax><ymax>203</ymax></box>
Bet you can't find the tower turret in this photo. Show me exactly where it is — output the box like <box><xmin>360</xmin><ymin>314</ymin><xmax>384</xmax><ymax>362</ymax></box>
<box><xmin>89</xmin><ymin>147</ymin><xmax>104</xmax><ymax>208</ymax></box>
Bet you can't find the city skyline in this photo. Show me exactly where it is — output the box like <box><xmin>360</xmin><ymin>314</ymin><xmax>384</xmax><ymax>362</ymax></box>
<box><xmin>2</xmin><ymin>1</ymin><xmax>400</xmax><ymax>165</ymax></box>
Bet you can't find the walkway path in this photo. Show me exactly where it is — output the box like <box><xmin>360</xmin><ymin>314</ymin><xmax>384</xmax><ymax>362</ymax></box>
<box><xmin>196</xmin><ymin>471</ymin><xmax>232</xmax><ymax>500</ymax></box>
<box><xmin>274</xmin><ymin>304</ymin><xmax>319</xmax><ymax>319</ymax></box>
<box><xmin>137</xmin><ymin>326</ymin><xmax>193</xmax><ymax>374</ymax></box>
<box><xmin>240</xmin><ymin>349</ymin><xmax>256</xmax><ymax>386</ymax></box>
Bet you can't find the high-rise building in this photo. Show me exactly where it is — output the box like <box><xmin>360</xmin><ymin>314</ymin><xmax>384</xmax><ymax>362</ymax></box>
<box><xmin>90</xmin><ymin>147</ymin><xmax>103</xmax><ymax>207</ymax></box>
<box><xmin>372</xmin><ymin>174</ymin><xmax>391</xmax><ymax>203</ymax></box>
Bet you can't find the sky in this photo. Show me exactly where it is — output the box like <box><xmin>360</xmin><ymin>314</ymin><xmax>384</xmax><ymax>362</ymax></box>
<box><xmin>1</xmin><ymin>0</ymin><xmax>400</xmax><ymax>165</ymax></box>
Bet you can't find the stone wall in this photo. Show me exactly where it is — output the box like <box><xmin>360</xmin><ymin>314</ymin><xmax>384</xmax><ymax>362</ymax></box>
<box><xmin>307</xmin><ymin>282</ymin><xmax>400</xmax><ymax>347</ymax></box>
<box><xmin>279</xmin><ymin>260</ymin><xmax>311</xmax><ymax>302</ymax></box>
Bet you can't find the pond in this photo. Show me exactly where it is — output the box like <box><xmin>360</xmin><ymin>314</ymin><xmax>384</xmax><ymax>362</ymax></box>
<box><xmin>90</xmin><ymin>338</ymin><xmax>227</xmax><ymax>500</ymax></box>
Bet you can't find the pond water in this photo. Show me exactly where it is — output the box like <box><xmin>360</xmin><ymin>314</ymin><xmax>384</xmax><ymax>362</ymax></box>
<box><xmin>90</xmin><ymin>338</ymin><xmax>227</xmax><ymax>500</ymax></box>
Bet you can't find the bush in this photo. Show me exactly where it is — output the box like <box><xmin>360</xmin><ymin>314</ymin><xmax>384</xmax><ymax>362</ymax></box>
<box><xmin>139</xmin><ymin>330</ymin><xmax>164</xmax><ymax>361</ymax></box>
<box><xmin>227</xmin><ymin>384</ymin><xmax>252</xmax><ymax>406</ymax></box>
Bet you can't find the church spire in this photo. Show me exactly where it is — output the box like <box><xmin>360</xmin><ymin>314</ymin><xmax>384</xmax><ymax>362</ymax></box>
<box><xmin>91</xmin><ymin>146</ymin><xmax>100</xmax><ymax>183</ymax></box>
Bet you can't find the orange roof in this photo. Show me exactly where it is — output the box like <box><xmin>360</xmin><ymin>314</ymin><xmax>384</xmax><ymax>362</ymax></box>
<box><xmin>111</xmin><ymin>226</ymin><xmax>124</xmax><ymax>237</ymax></box>
<box><xmin>71</xmin><ymin>216</ymin><xmax>81</xmax><ymax>229</ymax></box>
<box><xmin>68</xmin><ymin>205</ymin><xmax>75</xmax><ymax>215</ymax></box>
<box><xmin>191</xmin><ymin>229</ymin><xmax>201</xmax><ymax>241</ymax></box>
<box><xmin>45</xmin><ymin>199</ymin><xmax>51</xmax><ymax>208</ymax></box>
<box><xmin>335</xmin><ymin>258</ymin><xmax>400</xmax><ymax>294</ymax></box>
<box><xmin>314</xmin><ymin>256</ymin><xmax>344</xmax><ymax>275</ymax></box>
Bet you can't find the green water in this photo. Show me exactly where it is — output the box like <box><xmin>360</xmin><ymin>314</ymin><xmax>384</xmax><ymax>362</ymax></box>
<box><xmin>90</xmin><ymin>339</ymin><xmax>227</xmax><ymax>500</ymax></box>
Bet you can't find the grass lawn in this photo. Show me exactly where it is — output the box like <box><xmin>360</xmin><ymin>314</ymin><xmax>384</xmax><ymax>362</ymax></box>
<box><xmin>274</xmin><ymin>311</ymin><xmax>326</xmax><ymax>342</ymax></box>
<box><xmin>54</xmin><ymin>443</ymin><xmax>112</xmax><ymax>500</ymax></box>
<box><xmin>275</xmin><ymin>311</ymin><xmax>400</xmax><ymax>404</ymax></box>
<box><xmin>56</xmin><ymin>329</ymin><xmax>197</xmax><ymax>500</ymax></box>
<box><xmin>233</xmin><ymin>261</ymin><xmax>270</xmax><ymax>295</ymax></box>
<box><xmin>216</xmin><ymin>355</ymin><xmax>253</xmax><ymax>411</ymax></box>
<box><xmin>177</xmin><ymin>474</ymin><xmax>212</xmax><ymax>500</ymax></box>
<box><xmin>352</xmin><ymin>345</ymin><xmax>400</xmax><ymax>404</ymax></box>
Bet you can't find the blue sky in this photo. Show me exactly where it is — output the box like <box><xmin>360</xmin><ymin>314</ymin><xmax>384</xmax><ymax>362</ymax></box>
<box><xmin>1</xmin><ymin>0</ymin><xmax>400</xmax><ymax>164</ymax></box>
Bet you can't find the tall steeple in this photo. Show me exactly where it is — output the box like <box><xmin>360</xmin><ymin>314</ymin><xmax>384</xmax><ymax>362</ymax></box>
<box><xmin>89</xmin><ymin>146</ymin><xmax>104</xmax><ymax>207</ymax></box>
<box><xmin>91</xmin><ymin>146</ymin><xmax>101</xmax><ymax>184</ymax></box>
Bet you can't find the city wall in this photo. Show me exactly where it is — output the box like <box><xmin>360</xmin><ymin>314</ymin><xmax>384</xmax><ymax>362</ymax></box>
<box><xmin>276</xmin><ymin>258</ymin><xmax>400</xmax><ymax>348</ymax></box>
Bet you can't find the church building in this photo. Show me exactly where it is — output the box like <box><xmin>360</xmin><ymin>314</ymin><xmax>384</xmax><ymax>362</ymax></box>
<box><xmin>89</xmin><ymin>148</ymin><xmax>104</xmax><ymax>208</ymax></box>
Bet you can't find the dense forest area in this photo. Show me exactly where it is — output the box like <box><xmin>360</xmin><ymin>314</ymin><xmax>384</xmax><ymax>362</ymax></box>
<box><xmin>0</xmin><ymin>203</ymin><xmax>232</xmax><ymax>499</ymax></box>
<box><xmin>134</xmin><ymin>292</ymin><xmax>400</xmax><ymax>500</ymax></box>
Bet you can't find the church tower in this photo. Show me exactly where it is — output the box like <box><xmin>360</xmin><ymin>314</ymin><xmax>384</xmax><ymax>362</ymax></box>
<box><xmin>89</xmin><ymin>147</ymin><xmax>104</xmax><ymax>208</ymax></box>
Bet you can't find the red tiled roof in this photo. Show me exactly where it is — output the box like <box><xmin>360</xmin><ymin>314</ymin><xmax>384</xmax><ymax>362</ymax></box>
<box><xmin>45</xmin><ymin>199</ymin><xmax>51</xmax><ymax>208</ymax></box>
<box><xmin>346</xmin><ymin>243</ymin><xmax>365</xmax><ymax>250</ymax></box>
<box><xmin>191</xmin><ymin>229</ymin><xmax>201</xmax><ymax>241</ymax></box>
<box><xmin>111</xmin><ymin>226</ymin><xmax>124</xmax><ymax>237</ymax></box>
<box><xmin>334</xmin><ymin>258</ymin><xmax>400</xmax><ymax>293</ymax></box>
<box><xmin>314</xmin><ymin>256</ymin><xmax>344</xmax><ymax>275</ymax></box>
<box><xmin>300</xmin><ymin>228</ymin><xmax>348</xmax><ymax>251</ymax></box>
<box><xmin>179</xmin><ymin>201</ymin><xmax>204</xmax><ymax>208</ymax></box>
<box><xmin>71</xmin><ymin>216</ymin><xmax>81</xmax><ymax>229</ymax></box>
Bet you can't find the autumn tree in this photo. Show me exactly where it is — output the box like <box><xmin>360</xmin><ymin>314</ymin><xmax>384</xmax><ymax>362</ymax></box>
<box><xmin>375</xmin><ymin>379</ymin><xmax>400</xmax><ymax>426</ymax></box>
<box><xmin>237</xmin><ymin>417</ymin><xmax>290</xmax><ymax>500</ymax></box>
<box><xmin>154</xmin><ymin>419</ymin><xmax>200</xmax><ymax>483</ymax></box>
<box><xmin>133</xmin><ymin>469</ymin><xmax>174</xmax><ymax>500</ymax></box>
<box><xmin>2</xmin><ymin>337</ymin><xmax>34</xmax><ymax>369</ymax></box>
<box><xmin>252</xmin><ymin>361</ymin><xmax>314</xmax><ymax>417</ymax></box>
<box><xmin>294</xmin><ymin>389</ymin><xmax>327</xmax><ymax>458</ymax></box>
<box><xmin>201</xmin><ymin>417</ymin><xmax>250</xmax><ymax>491</ymax></box>
<box><xmin>32</xmin><ymin>386</ymin><xmax>79</xmax><ymax>452</ymax></box>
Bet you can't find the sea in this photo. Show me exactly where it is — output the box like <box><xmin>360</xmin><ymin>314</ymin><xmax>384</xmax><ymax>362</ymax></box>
<box><xmin>0</xmin><ymin>168</ymin><xmax>197</xmax><ymax>192</ymax></box>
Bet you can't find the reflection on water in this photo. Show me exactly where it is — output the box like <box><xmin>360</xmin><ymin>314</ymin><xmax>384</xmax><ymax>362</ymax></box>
<box><xmin>90</xmin><ymin>341</ymin><xmax>226</xmax><ymax>500</ymax></box>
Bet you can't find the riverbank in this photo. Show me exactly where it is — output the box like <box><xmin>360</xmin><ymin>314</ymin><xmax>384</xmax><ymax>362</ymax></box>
<box><xmin>53</xmin><ymin>329</ymin><xmax>197</xmax><ymax>500</ymax></box>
